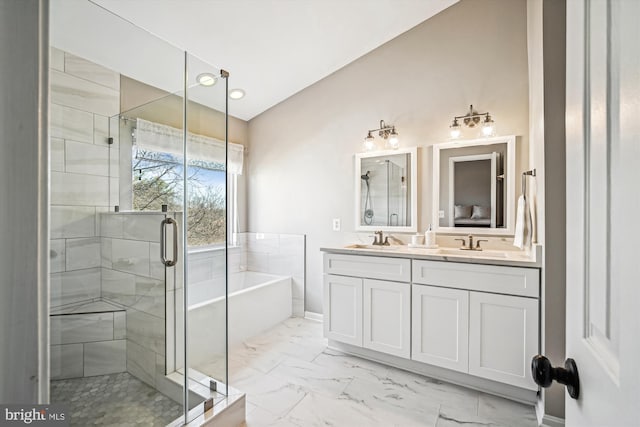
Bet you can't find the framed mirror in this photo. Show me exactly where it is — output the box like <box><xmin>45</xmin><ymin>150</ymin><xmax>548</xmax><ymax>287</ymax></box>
<box><xmin>432</xmin><ymin>135</ymin><xmax>516</xmax><ymax>235</ymax></box>
<box><xmin>355</xmin><ymin>147</ymin><xmax>418</xmax><ymax>232</ymax></box>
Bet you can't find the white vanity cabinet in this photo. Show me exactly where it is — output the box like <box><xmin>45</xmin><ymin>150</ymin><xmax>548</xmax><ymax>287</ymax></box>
<box><xmin>323</xmin><ymin>274</ymin><xmax>363</xmax><ymax>346</ymax></box>
<box><xmin>363</xmin><ymin>279</ymin><xmax>411</xmax><ymax>358</ymax></box>
<box><xmin>468</xmin><ymin>291</ymin><xmax>539</xmax><ymax>390</ymax></box>
<box><xmin>322</xmin><ymin>250</ymin><xmax>541</xmax><ymax>397</ymax></box>
<box><xmin>323</xmin><ymin>254</ymin><xmax>411</xmax><ymax>358</ymax></box>
<box><xmin>411</xmin><ymin>284</ymin><xmax>469</xmax><ymax>372</ymax></box>
<box><xmin>412</xmin><ymin>259</ymin><xmax>540</xmax><ymax>390</ymax></box>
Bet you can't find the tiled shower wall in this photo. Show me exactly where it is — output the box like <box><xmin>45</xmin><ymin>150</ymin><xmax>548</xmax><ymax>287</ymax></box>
<box><xmin>100</xmin><ymin>212</ymin><xmax>169</xmax><ymax>388</ymax></box>
<box><xmin>49</xmin><ymin>47</ymin><xmax>120</xmax><ymax>308</ymax></box>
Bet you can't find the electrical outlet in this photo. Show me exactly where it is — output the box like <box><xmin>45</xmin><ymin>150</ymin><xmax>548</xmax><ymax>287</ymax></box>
<box><xmin>439</xmin><ymin>210</ymin><xmax>445</xmax><ymax>219</ymax></box>
<box><xmin>332</xmin><ymin>218</ymin><xmax>341</xmax><ymax>231</ymax></box>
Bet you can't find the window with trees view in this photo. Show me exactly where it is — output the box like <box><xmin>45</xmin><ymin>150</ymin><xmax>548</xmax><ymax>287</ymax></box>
<box><xmin>132</xmin><ymin>147</ymin><xmax>227</xmax><ymax>247</ymax></box>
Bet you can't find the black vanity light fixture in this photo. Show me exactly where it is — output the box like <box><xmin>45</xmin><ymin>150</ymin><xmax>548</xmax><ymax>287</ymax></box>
<box><xmin>449</xmin><ymin>104</ymin><xmax>495</xmax><ymax>139</ymax></box>
<box><xmin>363</xmin><ymin>120</ymin><xmax>399</xmax><ymax>152</ymax></box>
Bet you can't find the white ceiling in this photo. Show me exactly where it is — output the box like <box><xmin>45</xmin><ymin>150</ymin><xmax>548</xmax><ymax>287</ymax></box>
<box><xmin>52</xmin><ymin>0</ymin><xmax>458</xmax><ymax>120</ymax></box>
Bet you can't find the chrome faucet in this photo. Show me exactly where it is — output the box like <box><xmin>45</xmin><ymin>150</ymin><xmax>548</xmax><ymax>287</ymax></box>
<box><xmin>455</xmin><ymin>235</ymin><xmax>488</xmax><ymax>251</ymax></box>
<box><xmin>372</xmin><ymin>230</ymin><xmax>390</xmax><ymax>246</ymax></box>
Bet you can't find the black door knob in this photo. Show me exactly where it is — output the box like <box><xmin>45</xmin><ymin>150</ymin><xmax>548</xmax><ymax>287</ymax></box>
<box><xmin>531</xmin><ymin>355</ymin><xmax>580</xmax><ymax>399</ymax></box>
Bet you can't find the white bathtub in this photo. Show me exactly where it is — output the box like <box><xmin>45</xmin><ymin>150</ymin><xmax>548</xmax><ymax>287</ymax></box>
<box><xmin>187</xmin><ymin>271</ymin><xmax>292</xmax><ymax>367</ymax></box>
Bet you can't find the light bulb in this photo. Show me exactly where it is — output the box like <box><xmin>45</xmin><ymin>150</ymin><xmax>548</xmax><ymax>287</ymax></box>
<box><xmin>387</xmin><ymin>128</ymin><xmax>399</xmax><ymax>149</ymax></box>
<box><xmin>481</xmin><ymin>115</ymin><xmax>495</xmax><ymax>137</ymax></box>
<box><xmin>363</xmin><ymin>133</ymin><xmax>376</xmax><ymax>151</ymax></box>
<box><xmin>449</xmin><ymin>119</ymin><xmax>461</xmax><ymax>139</ymax></box>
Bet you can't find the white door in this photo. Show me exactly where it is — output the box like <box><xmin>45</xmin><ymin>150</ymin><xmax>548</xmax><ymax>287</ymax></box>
<box><xmin>363</xmin><ymin>279</ymin><xmax>410</xmax><ymax>358</ymax></box>
<box><xmin>469</xmin><ymin>291</ymin><xmax>538</xmax><ymax>391</ymax></box>
<box><xmin>411</xmin><ymin>284</ymin><xmax>469</xmax><ymax>373</ymax></box>
<box><xmin>323</xmin><ymin>274</ymin><xmax>363</xmax><ymax>346</ymax></box>
<box><xmin>565</xmin><ymin>0</ymin><xmax>640</xmax><ymax>425</ymax></box>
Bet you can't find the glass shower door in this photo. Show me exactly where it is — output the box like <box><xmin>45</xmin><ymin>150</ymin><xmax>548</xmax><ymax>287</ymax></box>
<box><xmin>49</xmin><ymin>4</ymin><xmax>231</xmax><ymax>425</ymax></box>
<box><xmin>182</xmin><ymin>53</ymin><xmax>231</xmax><ymax>423</ymax></box>
<box><xmin>48</xmin><ymin>21</ymin><xmax>190</xmax><ymax>427</ymax></box>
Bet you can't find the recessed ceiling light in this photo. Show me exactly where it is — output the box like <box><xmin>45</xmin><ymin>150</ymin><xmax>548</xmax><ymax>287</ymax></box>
<box><xmin>196</xmin><ymin>73</ymin><xmax>217</xmax><ymax>87</ymax></box>
<box><xmin>229</xmin><ymin>88</ymin><xmax>245</xmax><ymax>100</ymax></box>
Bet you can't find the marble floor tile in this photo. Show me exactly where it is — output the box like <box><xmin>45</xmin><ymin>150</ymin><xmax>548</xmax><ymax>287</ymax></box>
<box><xmin>477</xmin><ymin>392</ymin><xmax>538</xmax><ymax>426</ymax></box>
<box><xmin>222</xmin><ymin>318</ymin><xmax>539</xmax><ymax>427</ymax></box>
<box><xmin>285</xmin><ymin>392</ymin><xmax>401</xmax><ymax>427</ymax></box>
<box><xmin>238</xmin><ymin>370</ymin><xmax>308</xmax><ymax>417</ymax></box>
<box><xmin>243</xmin><ymin>404</ymin><xmax>299</xmax><ymax>427</ymax></box>
<box><xmin>435</xmin><ymin>409</ymin><xmax>499</xmax><ymax>427</ymax></box>
<box><xmin>268</xmin><ymin>356</ymin><xmax>353</xmax><ymax>398</ymax></box>
<box><xmin>311</xmin><ymin>347</ymin><xmax>392</xmax><ymax>383</ymax></box>
<box><xmin>340</xmin><ymin>376</ymin><xmax>441</xmax><ymax>426</ymax></box>
<box><xmin>383</xmin><ymin>365</ymin><xmax>480</xmax><ymax>415</ymax></box>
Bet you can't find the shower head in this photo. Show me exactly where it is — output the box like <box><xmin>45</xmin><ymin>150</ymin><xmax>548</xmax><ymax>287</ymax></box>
<box><xmin>361</xmin><ymin>171</ymin><xmax>370</xmax><ymax>181</ymax></box>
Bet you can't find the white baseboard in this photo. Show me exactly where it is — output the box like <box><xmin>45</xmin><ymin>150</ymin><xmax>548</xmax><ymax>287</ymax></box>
<box><xmin>304</xmin><ymin>311</ymin><xmax>323</xmax><ymax>322</ymax></box>
<box><xmin>541</xmin><ymin>414</ymin><xmax>565</xmax><ymax>427</ymax></box>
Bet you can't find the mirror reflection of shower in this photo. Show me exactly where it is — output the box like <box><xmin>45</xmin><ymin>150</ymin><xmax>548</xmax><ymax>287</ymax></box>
<box><xmin>359</xmin><ymin>154</ymin><xmax>410</xmax><ymax>227</ymax></box>
<box><xmin>361</xmin><ymin>171</ymin><xmax>374</xmax><ymax>224</ymax></box>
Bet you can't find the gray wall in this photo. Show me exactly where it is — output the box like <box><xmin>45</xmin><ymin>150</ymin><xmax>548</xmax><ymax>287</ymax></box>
<box><xmin>542</xmin><ymin>0</ymin><xmax>567</xmax><ymax>419</ymax></box>
<box><xmin>0</xmin><ymin>0</ymin><xmax>49</xmax><ymax>403</ymax></box>
<box><xmin>527</xmin><ymin>0</ymin><xmax>566</xmax><ymax>420</ymax></box>
<box><xmin>247</xmin><ymin>0</ymin><xmax>530</xmax><ymax>313</ymax></box>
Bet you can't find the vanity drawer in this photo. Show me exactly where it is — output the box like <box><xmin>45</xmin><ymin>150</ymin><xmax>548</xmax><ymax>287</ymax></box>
<box><xmin>324</xmin><ymin>253</ymin><xmax>411</xmax><ymax>282</ymax></box>
<box><xmin>412</xmin><ymin>260</ymin><xmax>539</xmax><ymax>298</ymax></box>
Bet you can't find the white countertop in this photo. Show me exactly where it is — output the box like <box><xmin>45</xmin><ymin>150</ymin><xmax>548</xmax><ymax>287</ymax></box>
<box><xmin>320</xmin><ymin>244</ymin><xmax>541</xmax><ymax>268</ymax></box>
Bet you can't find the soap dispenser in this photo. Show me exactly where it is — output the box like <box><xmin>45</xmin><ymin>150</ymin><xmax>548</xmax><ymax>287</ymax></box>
<box><xmin>425</xmin><ymin>224</ymin><xmax>437</xmax><ymax>248</ymax></box>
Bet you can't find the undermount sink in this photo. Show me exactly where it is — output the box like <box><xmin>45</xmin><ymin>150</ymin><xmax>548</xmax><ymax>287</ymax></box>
<box><xmin>434</xmin><ymin>248</ymin><xmax>509</xmax><ymax>258</ymax></box>
<box><xmin>342</xmin><ymin>244</ymin><xmax>523</xmax><ymax>260</ymax></box>
<box><xmin>344</xmin><ymin>244</ymin><xmax>402</xmax><ymax>250</ymax></box>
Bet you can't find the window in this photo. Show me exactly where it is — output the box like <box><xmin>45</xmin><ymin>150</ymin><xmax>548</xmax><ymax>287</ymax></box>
<box><xmin>130</xmin><ymin>118</ymin><xmax>244</xmax><ymax>248</ymax></box>
<box><xmin>132</xmin><ymin>147</ymin><xmax>232</xmax><ymax>247</ymax></box>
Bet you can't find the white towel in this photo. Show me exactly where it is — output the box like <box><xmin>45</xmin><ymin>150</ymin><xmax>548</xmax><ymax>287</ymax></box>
<box><xmin>513</xmin><ymin>195</ymin><xmax>532</xmax><ymax>249</ymax></box>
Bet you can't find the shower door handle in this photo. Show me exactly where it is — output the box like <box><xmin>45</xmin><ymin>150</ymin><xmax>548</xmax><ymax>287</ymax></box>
<box><xmin>160</xmin><ymin>217</ymin><xmax>178</xmax><ymax>267</ymax></box>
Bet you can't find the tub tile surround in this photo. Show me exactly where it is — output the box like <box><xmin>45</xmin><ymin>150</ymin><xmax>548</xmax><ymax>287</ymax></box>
<box><xmin>185</xmin><ymin>232</ymin><xmax>305</xmax><ymax>319</ymax></box>
<box><xmin>240</xmin><ymin>232</ymin><xmax>306</xmax><ymax>316</ymax></box>
<box><xmin>231</xmin><ymin>318</ymin><xmax>537</xmax><ymax>427</ymax></box>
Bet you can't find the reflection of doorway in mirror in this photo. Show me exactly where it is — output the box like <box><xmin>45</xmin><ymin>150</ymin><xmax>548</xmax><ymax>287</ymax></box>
<box><xmin>448</xmin><ymin>153</ymin><xmax>504</xmax><ymax>228</ymax></box>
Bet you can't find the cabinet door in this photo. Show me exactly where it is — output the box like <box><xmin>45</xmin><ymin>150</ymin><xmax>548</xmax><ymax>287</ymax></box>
<box><xmin>323</xmin><ymin>274</ymin><xmax>363</xmax><ymax>346</ymax></box>
<box><xmin>468</xmin><ymin>292</ymin><xmax>539</xmax><ymax>390</ymax></box>
<box><xmin>411</xmin><ymin>285</ymin><xmax>469</xmax><ymax>373</ymax></box>
<box><xmin>363</xmin><ymin>279</ymin><xmax>410</xmax><ymax>358</ymax></box>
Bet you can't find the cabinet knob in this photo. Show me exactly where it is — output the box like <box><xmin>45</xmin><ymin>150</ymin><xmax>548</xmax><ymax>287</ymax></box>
<box><xmin>531</xmin><ymin>355</ymin><xmax>580</xmax><ymax>399</ymax></box>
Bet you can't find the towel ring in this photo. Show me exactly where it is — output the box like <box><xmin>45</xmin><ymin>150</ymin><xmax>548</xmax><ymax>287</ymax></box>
<box><xmin>522</xmin><ymin>169</ymin><xmax>537</xmax><ymax>199</ymax></box>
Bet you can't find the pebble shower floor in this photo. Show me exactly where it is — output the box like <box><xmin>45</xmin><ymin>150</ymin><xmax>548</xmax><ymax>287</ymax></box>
<box><xmin>50</xmin><ymin>372</ymin><xmax>183</xmax><ymax>426</ymax></box>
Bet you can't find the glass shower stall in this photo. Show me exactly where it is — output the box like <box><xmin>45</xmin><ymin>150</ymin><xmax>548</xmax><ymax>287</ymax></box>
<box><xmin>49</xmin><ymin>4</ymin><xmax>236</xmax><ymax>425</ymax></box>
